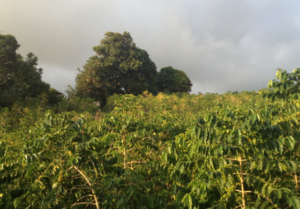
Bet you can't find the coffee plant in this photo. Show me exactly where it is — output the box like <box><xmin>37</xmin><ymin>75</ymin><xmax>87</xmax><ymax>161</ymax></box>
<box><xmin>1</xmin><ymin>69</ymin><xmax>300</xmax><ymax>208</ymax></box>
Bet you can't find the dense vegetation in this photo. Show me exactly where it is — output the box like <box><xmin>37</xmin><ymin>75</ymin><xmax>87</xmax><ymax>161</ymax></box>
<box><xmin>1</xmin><ymin>68</ymin><xmax>300</xmax><ymax>208</ymax></box>
<box><xmin>0</xmin><ymin>34</ymin><xmax>63</xmax><ymax>107</ymax></box>
<box><xmin>75</xmin><ymin>32</ymin><xmax>193</xmax><ymax>107</ymax></box>
<box><xmin>1</xmin><ymin>32</ymin><xmax>300</xmax><ymax>208</ymax></box>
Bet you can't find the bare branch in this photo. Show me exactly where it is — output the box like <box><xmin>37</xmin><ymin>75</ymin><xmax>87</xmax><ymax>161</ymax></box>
<box><xmin>72</xmin><ymin>166</ymin><xmax>100</xmax><ymax>209</ymax></box>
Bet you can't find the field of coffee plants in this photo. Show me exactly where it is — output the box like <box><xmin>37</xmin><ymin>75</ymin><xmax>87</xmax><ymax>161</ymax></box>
<box><xmin>1</xmin><ymin>69</ymin><xmax>300</xmax><ymax>208</ymax></box>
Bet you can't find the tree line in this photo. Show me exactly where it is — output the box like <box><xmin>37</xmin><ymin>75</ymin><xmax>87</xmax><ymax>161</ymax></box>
<box><xmin>0</xmin><ymin>31</ymin><xmax>193</xmax><ymax>108</ymax></box>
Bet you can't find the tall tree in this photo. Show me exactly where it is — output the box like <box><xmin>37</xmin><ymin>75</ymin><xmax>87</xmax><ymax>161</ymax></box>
<box><xmin>0</xmin><ymin>34</ymin><xmax>52</xmax><ymax>106</ymax></box>
<box><xmin>156</xmin><ymin>66</ymin><xmax>193</xmax><ymax>93</ymax></box>
<box><xmin>75</xmin><ymin>31</ymin><xmax>158</xmax><ymax>107</ymax></box>
<box><xmin>0</xmin><ymin>34</ymin><xmax>20</xmax><ymax>105</ymax></box>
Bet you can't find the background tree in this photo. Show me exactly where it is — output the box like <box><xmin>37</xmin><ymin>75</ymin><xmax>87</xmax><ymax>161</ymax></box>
<box><xmin>0</xmin><ymin>34</ymin><xmax>21</xmax><ymax>106</ymax></box>
<box><xmin>156</xmin><ymin>66</ymin><xmax>192</xmax><ymax>93</ymax></box>
<box><xmin>47</xmin><ymin>88</ymin><xmax>64</xmax><ymax>106</ymax></box>
<box><xmin>75</xmin><ymin>31</ymin><xmax>158</xmax><ymax>107</ymax></box>
<box><xmin>65</xmin><ymin>85</ymin><xmax>77</xmax><ymax>99</ymax></box>
<box><xmin>0</xmin><ymin>34</ymin><xmax>54</xmax><ymax>107</ymax></box>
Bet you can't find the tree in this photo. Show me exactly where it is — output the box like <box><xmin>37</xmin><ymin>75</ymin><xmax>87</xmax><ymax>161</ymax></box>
<box><xmin>65</xmin><ymin>85</ymin><xmax>77</xmax><ymax>99</ymax></box>
<box><xmin>0</xmin><ymin>34</ymin><xmax>20</xmax><ymax>106</ymax></box>
<box><xmin>0</xmin><ymin>34</ymin><xmax>51</xmax><ymax>106</ymax></box>
<box><xmin>156</xmin><ymin>66</ymin><xmax>192</xmax><ymax>93</ymax></box>
<box><xmin>75</xmin><ymin>31</ymin><xmax>158</xmax><ymax>107</ymax></box>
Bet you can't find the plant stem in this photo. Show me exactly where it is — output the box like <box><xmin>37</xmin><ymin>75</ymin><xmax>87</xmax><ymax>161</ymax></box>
<box><xmin>73</xmin><ymin>166</ymin><xmax>99</xmax><ymax>209</ymax></box>
<box><xmin>295</xmin><ymin>172</ymin><xmax>298</xmax><ymax>193</ymax></box>
<box><xmin>124</xmin><ymin>147</ymin><xmax>126</xmax><ymax>169</ymax></box>
<box><xmin>239</xmin><ymin>154</ymin><xmax>246</xmax><ymax>209</ymax></box>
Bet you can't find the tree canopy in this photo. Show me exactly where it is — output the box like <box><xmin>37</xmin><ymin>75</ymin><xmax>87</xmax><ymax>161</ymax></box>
<box><xmin>75</xmin><ymin>31</ymin><xmax>158</xmax><ymax>107</ymax></box>
<box><xmin>0</xmin><ymin>34</ymin><xmax>55</xmax><ymax>107</ymax></box>
<box><xmin>156</xmin><ymin>66</ymin><xmax>192</xmax><ymax>93</ymax></box>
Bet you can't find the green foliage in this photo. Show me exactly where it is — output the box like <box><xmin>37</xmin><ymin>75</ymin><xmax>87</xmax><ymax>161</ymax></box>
<box><xmin>65</xmin><ymin>85</ymin><xmax>77</xmax><ymax>100</ymax></box>
<box><xmin>1</xmin><ymin>68</ymin><xmax>300</xmax><ymax>208</ymax></box>
<box><xmin>56</xmin><ymin>97</ymin><xmax>99</xmax><ymax>114</ymax></box>
<box><xmin>47</xmin><ymin>88</ymin><xmax>64</xmax><ymax>106</ymax></box>
<box><xmin>263</xmin><ymin>67</ymin><xmax>300</xmax><ymax>102</ymax></box>
<box><xmin>75</xmin><ymin>31</ymin><xmax>158</xmax><ymax>107</ymax></box>
<box><xmin>0</xmin><ymin>34</ymin><xmax>52</xmax><ymax>107</ymax></box>
<box><xmin>156</xmin><ymin>66</ymin><xmax>193</xmax><ymax>93</ymax></box>
<box><xmin>164</xmin><ymin>106</ymin><xmax>299</xmax><ymax>208</ymax></box>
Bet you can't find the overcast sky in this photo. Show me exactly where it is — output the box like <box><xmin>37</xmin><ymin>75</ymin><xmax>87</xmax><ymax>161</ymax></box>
<box><xmin>1</xmin><ymin>0</ymin><xmax>300</xmax><ymax>95</ymax></box>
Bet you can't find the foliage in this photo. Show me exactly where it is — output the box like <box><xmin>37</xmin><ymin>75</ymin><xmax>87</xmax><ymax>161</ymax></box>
<box><xmin>75</xmin><ymin>31</ymin><xmax>158</xmax><ymax>107</ymax></box>
<box><xmin>65</xmin><ymin>85</ymin><xmax>77</xmax><ymax>100</ymax></box>
<box><xmin>56</xmin><ymin>97</ymin><xmax>99</xmax><ymax>114</ymax></box>
<box><xmin>47</xmin><ymin>88</ymin><xmax>64</xmax><ymax>106</ymax></box>
<box><xmin>0</xmin><ymin>34</ymin><xmax>51</xmax><ymax>107</ymax></box>
<box><xmin>156</xmin><ymin>66</ymin><xmax>193</xmax><ymax>93</ymax></box>
<box><xmin>1</xmin><ymin>68</ymin><xmax>300</xmax><ymax>208</ymax></box>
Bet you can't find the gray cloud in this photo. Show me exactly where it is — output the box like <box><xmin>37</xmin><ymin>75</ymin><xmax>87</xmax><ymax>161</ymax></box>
<box><xmin>1</xmin><ymin>0</ymin><xmax>300</xmax><ymax>95</ymax></box>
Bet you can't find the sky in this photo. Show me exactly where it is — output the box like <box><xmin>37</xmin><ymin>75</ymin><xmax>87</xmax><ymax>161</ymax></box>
<box><xmin>1</xmin><ymin>0</ymin><xmax>300</xmax><ymax>95</ymax></box>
